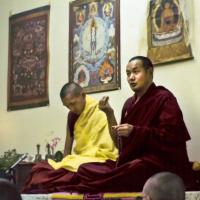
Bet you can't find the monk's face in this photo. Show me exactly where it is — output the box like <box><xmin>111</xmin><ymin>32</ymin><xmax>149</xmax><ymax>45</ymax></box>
<box><xmin>126</xmin><ymin>59</ymin><xmax>153</xmax><ymax>94</ymax></box>
<box><xmin>62</xmin><ymin>92</ymin><xmax>86</xmax><ymax>114</ymax></box>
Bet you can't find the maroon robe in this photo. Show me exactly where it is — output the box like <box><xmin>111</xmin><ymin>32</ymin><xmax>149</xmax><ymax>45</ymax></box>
<box><xmin>75</xmin><ymin>83</ymin><xmax>198</xmax><ymax>192</ymax></box>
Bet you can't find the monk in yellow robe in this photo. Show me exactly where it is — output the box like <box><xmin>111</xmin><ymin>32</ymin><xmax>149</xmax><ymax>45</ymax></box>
<box><xmin>22</xmin><ymin>82</ymin><xmax>118</xmax><ymax>193</ymax></box>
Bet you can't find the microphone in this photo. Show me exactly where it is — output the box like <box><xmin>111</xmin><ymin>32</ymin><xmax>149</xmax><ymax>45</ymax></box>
<box><xmin>6</xmin><ymin>153</ymin><xmax>28</xmax><ymax>173</ymax></box>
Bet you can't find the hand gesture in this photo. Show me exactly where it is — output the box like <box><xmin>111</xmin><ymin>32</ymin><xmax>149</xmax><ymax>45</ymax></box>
<box><xmin>99</xmin><ymin>96</ymin><xmax>113</xmax><ymax>115</ymax></box>
<box><xmin>112</xmin><ymin>123</ymin><xmax>134</xmax><ymax>137</ymax></box>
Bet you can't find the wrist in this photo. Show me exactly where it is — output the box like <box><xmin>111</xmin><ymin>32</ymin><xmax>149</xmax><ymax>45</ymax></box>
<box><xmin>106</xmin><ymin>108</ymin><xmax>114</xmax><ymax>116</ymax></box>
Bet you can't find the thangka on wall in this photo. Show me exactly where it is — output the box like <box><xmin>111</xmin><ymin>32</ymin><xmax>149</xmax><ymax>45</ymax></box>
<box><xmin>8</xmin><ymin>6</ymin><xmax>50</xmax><ymax>111</ymax></box>
<box><xmin>147</xmin><ymin>0</ymin><xmax>193</xmax><ymax>65</ymax></box>
<box><xmin>69</xmin><ymin>0</ymin><xmax>120</xmax><ymax>93</ymax></box>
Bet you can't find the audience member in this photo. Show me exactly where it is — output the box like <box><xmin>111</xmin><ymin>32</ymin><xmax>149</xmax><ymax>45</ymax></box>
<box><xmin>0</xmin><ymin>178</ymin><xmax>22</xmax><ymax>200</ymax></box>
<box><xmin>142</xmin><ymin>172</ymin><xmax>185</xmax><ymax>200</ymax></box>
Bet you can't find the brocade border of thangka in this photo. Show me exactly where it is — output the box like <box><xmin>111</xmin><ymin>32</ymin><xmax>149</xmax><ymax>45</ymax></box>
<box><xmin>147</xmin><ymin>0</ymin><xmax>193</xmax><ymax>65</ymax></box>
<box><xmin>7</xmin><ymin>5</ymin><xmax>50</xmax><ymax>111</ymax></box>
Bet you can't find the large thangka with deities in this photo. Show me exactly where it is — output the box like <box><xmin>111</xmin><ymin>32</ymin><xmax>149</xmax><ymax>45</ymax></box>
<box><xmin>69</xmin><ymin>0</ymin><xmax>120</xmax><ymax>93</ymax></box>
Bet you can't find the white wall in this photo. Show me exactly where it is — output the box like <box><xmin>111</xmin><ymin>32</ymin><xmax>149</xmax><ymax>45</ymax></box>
<box><xmin>0</xmin><ymin>0</ymin><xmax>199</xmax><ymax>161</ymax></box>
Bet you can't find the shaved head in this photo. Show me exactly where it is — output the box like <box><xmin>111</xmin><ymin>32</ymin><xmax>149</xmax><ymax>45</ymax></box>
<box><xmin>128</xmin><ymin>56</ymin><xmax>154</xmax><ymax>70</ymax></box>
<box><xmin>60</xmin><ymin>82</ymin><xmax>86</xmax><ymax>114</ymax></box>
<box><xmin>60</xmin><ymin>82</ymin><xmax>83</xmax><ymax>99</ymax></box>
<box><xmin>143</xmin><ymin>172</ymin><xmax>185</xmax><ymax>200</ymax></box>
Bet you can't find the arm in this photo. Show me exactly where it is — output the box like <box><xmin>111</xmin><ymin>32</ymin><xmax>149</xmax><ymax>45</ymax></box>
<box><xmin>106</xmin><ymin>109</ymin><xmax>118</xmax><ymax>147</ymax></box>
<box><xmin>63</xmin><ymin>125</ymin><xmax>74</xmax><ymax>156</ymax></box>
<box><xmin>117</xmin><ymin>95</ymin><xmax>189</xmax><ymax>166</ymax></box>
<box><xmin>99</xmin><ymin>96</ymin><xmax>118</xmax><ymax>147</ymax></box>
<box><xmin>125</xmin><ymin>95</ymin><xmax>190</xmax><ymax>152</ymax></box>
<box><xmin>143</xmin><ymin>97</ymin><xmax>189</xmax><ymax>146</ymax></box>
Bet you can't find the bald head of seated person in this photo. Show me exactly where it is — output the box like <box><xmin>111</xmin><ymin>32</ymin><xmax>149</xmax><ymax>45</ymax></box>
<box><xmin>142</xmin><ymin>172</ymin><xmax>185</xmax><ymax>200</ymax></box>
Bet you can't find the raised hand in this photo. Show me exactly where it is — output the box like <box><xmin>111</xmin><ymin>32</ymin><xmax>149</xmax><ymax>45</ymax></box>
<box><xmin>99</xmin><ymin>96</ymin><xmax>114</xmax><ymax>115</ymax></box>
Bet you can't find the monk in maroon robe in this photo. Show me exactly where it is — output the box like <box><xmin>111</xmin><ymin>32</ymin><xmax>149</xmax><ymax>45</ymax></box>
<box><xmin>75</xmin><ymin>56</ymin><xmax>199</xmax><ymax>192</ymax></box>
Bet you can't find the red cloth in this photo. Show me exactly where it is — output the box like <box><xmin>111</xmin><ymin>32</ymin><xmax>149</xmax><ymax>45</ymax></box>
<box><xmin>76</xmin><ymin>83</ymin><xmax>196</xmax><ymax>192</ymax></box>
<box><xmin>22</xmin><ymin>83</ymin><xmax>199</xmax><ymax>193</ymax></box>
<box><xmin>21</xmin><ymin>161</ymin><xmax>80</xmax><ymax>193</ymax></box>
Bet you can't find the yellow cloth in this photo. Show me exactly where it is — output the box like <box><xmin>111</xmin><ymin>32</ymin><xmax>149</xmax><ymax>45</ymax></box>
<box><xmin>50</xmin><ymin>192</ymin><xmax>143</xmax><ymax>199</ymax></box>
<box><xmin>49</xmin><ymin>95</ymin><xmax>118</xmax><ymax>172</ymax></box>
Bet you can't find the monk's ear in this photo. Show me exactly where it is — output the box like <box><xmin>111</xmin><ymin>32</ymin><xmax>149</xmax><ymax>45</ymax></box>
<box><xmin>81</xmin><ymin>91</ymin><xmax>86</xmax><ymax>99</ymax></box>
<box><xmin>148</xmin><ymin>67</ymin><xmax>153</xmax><ymax>78</ymax></box>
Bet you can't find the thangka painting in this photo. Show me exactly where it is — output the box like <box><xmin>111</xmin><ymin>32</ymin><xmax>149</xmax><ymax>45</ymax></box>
<box><xmin>69</xmin><ymin>0</ymin><xmax>120</xmax><ymax>93</ymax></box>
<box><xmin>147</xmin><ymin>0</ymin><xmax>193</xmax><ymax>65</ymax></box>
<box><xmin>8</xmin><ymin>6</ymin><xmax>50</xmax><ymax>111</ymax></box>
